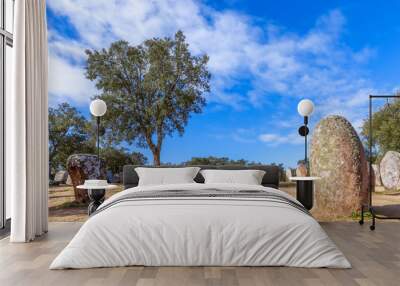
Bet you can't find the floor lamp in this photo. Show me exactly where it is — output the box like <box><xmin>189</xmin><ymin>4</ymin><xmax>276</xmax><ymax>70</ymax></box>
<box><xmin>88</xmin><ymin>99</ymin><xmax>107</xmax><ymax>215</ymax></box>
<box><xmin>90</xmin><ymin>99</ymin><xmax>107</xmax><ymax>160</ymax></box>
<box><xmin>297</xmin><ymin>99</ymin><xmax>315</xmax><ymax>176</ymax></box>
<box><xmin>293</xmin><ymin>99</ymin><xmax>316</xmax><ymax>211</ymax></box>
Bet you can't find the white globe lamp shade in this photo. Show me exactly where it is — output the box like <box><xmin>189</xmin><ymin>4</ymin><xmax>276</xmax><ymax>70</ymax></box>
<box><xmin>90</xmin><ymin>99</ymin><xmax>107</xmax><ymax>117</ymax></box>
<box><xmin>297</xmin><ymin>99</ymin><xmax>314</xmax><ymax>117</ymax></box>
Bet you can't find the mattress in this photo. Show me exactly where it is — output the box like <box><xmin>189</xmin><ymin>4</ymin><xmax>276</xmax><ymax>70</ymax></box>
<box><xmin>50</xmin><ymin>183</ymin><xmax>350</xmax><ymax>269</ymax></box>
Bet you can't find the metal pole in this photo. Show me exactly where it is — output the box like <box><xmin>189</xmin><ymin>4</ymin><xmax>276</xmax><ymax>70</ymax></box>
<box><xmin>369</xmin><ymin>95</ymin><xmax>372</xmax><ymax>207</ymax></box>
<box><xmin>305</xmin><ymin>133</ymin><xmax>307</xmax><ymax>165</ymax></box>
<box><xmin>304</xmin><ymin>116</ymin><xmax>308</xmax><ymax>176</ymax></box>
<box><xmin>97</xmin><ymin>116</ymin><xmax>100</xmax><ymax>160</ymax></box>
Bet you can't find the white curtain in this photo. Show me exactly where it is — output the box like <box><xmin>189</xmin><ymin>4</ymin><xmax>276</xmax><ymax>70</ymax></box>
<box><xmin>8</xmin><ymin>0</ymin><xmax>48</xmax><ymax>242</ymax></box>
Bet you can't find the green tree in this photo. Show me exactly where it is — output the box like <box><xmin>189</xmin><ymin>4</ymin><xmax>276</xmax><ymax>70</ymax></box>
<box><xmin>183</xmin><ymin>156</ymin><xmax>284</xmax><ymax>181</ymax></box>
<box><xmin>184</xmin><ymin>156</ymin><xmax>246</xmax><ymax>166</ymax></box>
<box><xmin>49</xmin><ymin>103</ymin><xmax>95</xmax><ymax>175</ymax></box>
<box><xmin>183</xmin><ymin>156</ymin><xmax>264</xmax><ymax>166</ymax></box>
<box><xmin>85</xmin><ymin>31</ymin><xmax>211</xmax><ymax>166</ymax></box>
<box><xmin>361</xmin><ymin>96</ymin><xmax>400</xmax><ymax>163</ymax></box>
<box><xmin>270</xmin><ymin>162</ymin><xmax>286</xmax><ymax>182</ymax></box>
<box><xmin>101</xmin><ymin>147</ymin><xmax>148</xmax><ymax>174</ymax></box>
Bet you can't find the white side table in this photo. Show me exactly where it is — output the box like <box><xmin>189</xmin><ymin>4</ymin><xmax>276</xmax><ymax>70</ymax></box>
<box><xmin>77</xmin><ymin>181</ymin><xmax>118</xmax><ymax>215</ymax></box>
<box><xmin>289</xmin><ymin>177</ymin><xmax>320</xmax><ymax>210</ymax></box>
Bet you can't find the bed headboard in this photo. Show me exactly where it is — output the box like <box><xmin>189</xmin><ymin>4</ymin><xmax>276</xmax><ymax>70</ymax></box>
<box><xmin>122</xmin><ymin>165</ymin><xmax>280</xmax><ymax>189</ymax></box>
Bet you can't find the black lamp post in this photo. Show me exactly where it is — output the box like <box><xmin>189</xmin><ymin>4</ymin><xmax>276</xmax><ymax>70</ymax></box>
<box><xmin>89</xmin><ymin>99</ymin><xmax>107</xmax><ymax>161</ymax></box>
<box><xmin>87</xmin><ymin>99</ymin><xmax>107</xmax><ymax>215</ymax></box>
<box><xmin>292</xmin><ymin>99</ymin><xmax>317</xmax><ymax>211</ymax></box>
<box><xmin>297</xmin><ymin>99</ymin><xmax>315</xmax><ymax>176</ymax></box>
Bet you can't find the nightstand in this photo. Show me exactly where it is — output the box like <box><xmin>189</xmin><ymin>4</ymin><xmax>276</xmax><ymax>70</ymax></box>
<box><xmin>289</xmin><ymin>177</ymin><xmax>320</xmax><ymax>210</ymax></box>
<box><xmin>77</xmin><ymin>180</ymin><xmax>118</xmax><ymax>215</ymax></box>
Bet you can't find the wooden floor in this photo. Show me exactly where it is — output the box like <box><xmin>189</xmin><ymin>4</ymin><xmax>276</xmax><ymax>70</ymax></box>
<box><xmin>0</xmin><ymin>222</ymin><xmax>399</xmax><ymax>286</ymax></box>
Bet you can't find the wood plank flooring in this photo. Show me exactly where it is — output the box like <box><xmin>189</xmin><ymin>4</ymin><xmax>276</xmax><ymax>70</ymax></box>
<box><xmin>0</xmin><ymin>221</ymin><xmax>399</xmax><ymax>286</ymax></box>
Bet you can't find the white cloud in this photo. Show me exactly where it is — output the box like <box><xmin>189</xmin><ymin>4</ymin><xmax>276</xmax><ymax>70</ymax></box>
<box><xmin>259</xmin><ymin>133</ymin><xmax>303</xmax><ymax>146</ymax></box>
<box><xmin>46</xmin><ymin>0</ymin><xmax>383</xmax><ymax>127</ymax></box>
<box><xmin>231</xmin><ymin>128</ymin><xmax>257</xmax><ymax>143</ymax></box>
<box><xmin>244</xmin><ymin>10</ymin><xmax>375</xmax><ymax>110</ymax></box>
<box><xmin>48</xmin><ymin>31</ymin><xmax>88</xmax><ymax>63</ymax></box>
<box><xmin>48</xmin><ymin>54</ymin><xmax>97</xmax><ymax>105</ymax></box>
<box><xmin>353</xmin><ymin>47</ymin><xmax>375</xmax><ymax>63</ymax></box>
<box><xmin>259</xmin><ymin>134</ymin><xmax>283</xmax><ymax>142</ymax></box>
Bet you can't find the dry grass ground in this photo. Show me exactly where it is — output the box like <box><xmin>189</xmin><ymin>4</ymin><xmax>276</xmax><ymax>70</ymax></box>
<box><xmin>49</xmin><ymin>185</ymin><xmax>123</xmax><ymax>222</ymax></box>
<box><xmin>49</xmin><ymin>183</ymin><xmax>400</xmax><ymax>222</ymax></box>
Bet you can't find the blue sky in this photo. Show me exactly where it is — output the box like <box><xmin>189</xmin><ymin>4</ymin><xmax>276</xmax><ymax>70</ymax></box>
<box><xmin>46</xmin><ymin>0</ymin><xmax>400</xmax><ymax>167</ymax></box>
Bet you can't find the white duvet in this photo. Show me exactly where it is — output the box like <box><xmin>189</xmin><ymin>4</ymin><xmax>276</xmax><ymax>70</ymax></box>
<box><xmin>50</xmin><ymin>183</ymin><xmax>351</xmax><ymax>269</ymax></box>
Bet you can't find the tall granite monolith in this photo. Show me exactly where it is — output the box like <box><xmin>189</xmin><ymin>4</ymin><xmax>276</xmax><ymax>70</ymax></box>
<box><xmin>310</xmin><ymin>115</ymin><xmax>368</xmax><ymax>219</ymax></box>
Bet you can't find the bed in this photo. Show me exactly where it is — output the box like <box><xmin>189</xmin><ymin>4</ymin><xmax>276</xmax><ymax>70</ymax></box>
<box><xmin>50</xmin><ymin>165</ymin><xmax>350</xmax><ymax>269</ymax></box>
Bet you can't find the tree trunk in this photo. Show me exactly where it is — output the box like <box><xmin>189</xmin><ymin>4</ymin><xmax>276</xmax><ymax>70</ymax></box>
<box><xmin>145</xmin><ymin>133</ymin><xmax>162</xmax><ymax>166</ymax></box>
<box><xmin>153</xmin><ymin>149</ymin><xmax>161</xmax><ymax>166</ymax></box>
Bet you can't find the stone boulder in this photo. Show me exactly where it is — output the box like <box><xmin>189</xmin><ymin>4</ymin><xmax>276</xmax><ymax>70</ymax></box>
<box><xmin>67</xmin><ymin>154</ymin><xmax>107</xmax><ymax>203</ymax></box>
<box><xmin>54</xmin><ymin>170</ymin><xmax>68</xmax><ymax>184</ymax></box>
<box><xmin>296</xmin><ymin>163</ymin><xmax>308</xmax><ymax>177</ymax></box>
<box><xmin>380</xmin><ymin>151</ymin><xmax>400</xmax><ymax>191</ymax></box>
<box><xmin>310</xmin><ymin>115</ymin><xmax>368</xmax><ymax>219</ymax></box>
<box><xmin>285</xmin><ymin>169</ymin><xmax>293</xmax><ymax>181</ymax></box>
<box><xmin>66</xmin><ymin>175</ymin><xmax>73</xmax><ymax>186</ymax></box>
<box><xmin>371</xmin><ymin>164</ymin><xmax>382</xmax><ymax>187</ymax></box>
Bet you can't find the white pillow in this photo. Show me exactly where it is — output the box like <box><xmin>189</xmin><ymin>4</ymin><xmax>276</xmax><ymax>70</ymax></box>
<box><xmin>135</xmin><ymin>167</ymin><xmax>200</xmax><ymax>186</ymax></box>
<box><xmin>200</xmin><ymin>169</ymin><xmax>266</xmax><ymax>185</ymax></box>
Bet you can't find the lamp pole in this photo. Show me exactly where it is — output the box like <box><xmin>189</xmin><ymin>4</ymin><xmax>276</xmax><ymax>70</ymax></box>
<box><xmin>297</xmin><ymin>99</ymin><xmax>314</xmax><ymax>176</ymax></box>
<box><xmin>90</xmin><ymin>99</ymin><xmax>107</xmax><ymax>163</ymax></box>
<box><xmin>304</xmin><ymin>116</ymin><xmax>308</xmax><ymax>171</ymax></box>
<box><xmin>97</xmin><ymin>117</ymin><xmax>100</xmax><ymax>160</ymax></box>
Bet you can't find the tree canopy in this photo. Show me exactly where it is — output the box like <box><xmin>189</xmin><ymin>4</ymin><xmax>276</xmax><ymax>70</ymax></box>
<box><xmin>49</xmin><ymin>102</ymin><xmax>148</xmax><ymax>180</ymax></box>
<box><xmin>49</xmin><ymin>103</ymin><xmax>94</xmax><ymax>175</ymax></box>
<box><xmin>361</xmin><ymin>96</ymin><xmax>400</xmax><ymax>163</ymax></box>
<box><xmin>183</xmin><ymin>156</ymin><xmax>285</xmax><ymax>181</ymax></box>
<box><xmin>85</xmin><ymin>31</ymin><xmax>210</xmax><ymax>165</ymax></box>
<box><xmin>101</xmin><ymin>147</ymin><xmax>148</xmax><ymax>174</ymax></box>
<box><xmin>184</xmin><ymin>156</ymin><xmax>250</xmax><ymax>166</ymax></box>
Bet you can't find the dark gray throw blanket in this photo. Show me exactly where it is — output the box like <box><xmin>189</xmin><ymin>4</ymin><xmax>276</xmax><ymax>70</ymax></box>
<box><xmin>92</xmin><ymin>189</ymin><xmax>310</xmax><ymax>217</ymax></box>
